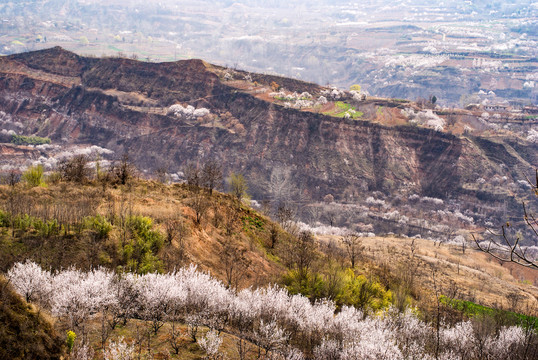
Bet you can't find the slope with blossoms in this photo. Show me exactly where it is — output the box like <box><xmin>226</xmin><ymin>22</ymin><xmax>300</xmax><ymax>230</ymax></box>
<box><xmin>1</xmin><ymin>47</ymin><xmax>537</xmax><ymax>241</ymax></box>
<box><xmin>1</xmin><ymin>178</ymin><xmax>537</xmax><ymax>358</ymax></box>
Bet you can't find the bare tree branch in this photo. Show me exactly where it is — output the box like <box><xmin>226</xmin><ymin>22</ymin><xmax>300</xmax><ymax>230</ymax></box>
<box><xmin>473</xmin><ymin>170</ymin><xmax>538</xmax><ymax>270</ymax></box>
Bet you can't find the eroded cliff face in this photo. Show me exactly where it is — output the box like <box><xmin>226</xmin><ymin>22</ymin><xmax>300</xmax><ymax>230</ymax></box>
<box><xmin>206</xmin><ymin>91</ymin><xmax>466</xmax><ymax>200</ymax></box>
<box><xmin>0</xmin><ymin>47</ymin><xmax>535</xmax><ymax>231</ymax></box>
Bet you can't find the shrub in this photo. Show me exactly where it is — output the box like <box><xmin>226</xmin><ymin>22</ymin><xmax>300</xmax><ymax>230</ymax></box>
<box><xmin>66</xmin><ymin>330</ymin><xmax>76</xmax><ymax>353</ymax></box>
<box><xmin>110</xmin><ymin>154</ymin><xmax>136</xmax><ymax>185</ymax></box>
<box><xmin>120</xmin><ymin>216</ymin><xmax>164</xmax><ymax>274</ymax></box>
<box><xmin>283</xmin><ymin>269</ymin><xmax>325</xmax><ymax>302</ymax></box>
<box><xmin>128</xmin><ymin>216</ymin><xmax>163</xmax><ymax>252</ymax></box>
<box><xmin>283</xmin><ymin>268</ymin><xmax>392</xmax><ymax>312</ymax></box>
<box><xmin>137</xmin><ymin>252</ymin><xmax>163</xmax><ymax>274</ymax></box>
<box><xmin>337</xmin><ymin>269</ymin><xmax>392</xmax><ymax>311</ymax></box>
<box><xmin>33</xmin><ymin>219</ymin><xmax>60</xmax><ymax>239</ymax></box>
<box><xmin>22</xmin><ymin>164</ymin><xmax>44</xmax><ymax>187</ymax></box>
<box><xmin>13</xmin><ymin>214</ymin><xmax>33</xmax><ymax>232</ymax></box>
<box><xmin>86</xmin><ymin>215</ymin><xmax>112</xmax><ymax>240</ymax></box>
<box><xmin>45</xmin><ymin>171</ymin><xmax>62</xmax><ymax>185</ymax></box>
<box><xmin>11</xmin><ymin>134</ymin><xmax>51</xmax><ymax>146</ymax></box>
<box><xmin>0</xmin><ymin>210</ymin><xmax>9</xmax><ymax>227</ymax></box>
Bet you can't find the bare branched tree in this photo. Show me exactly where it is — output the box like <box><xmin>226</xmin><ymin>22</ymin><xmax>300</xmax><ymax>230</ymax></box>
<box><xmin>184</xmin><ymin>162</ymin><xmax>201</xmax><ymax>189</ymax></box>
<box><xmin>201</xmin><ymin>159</ymin><xmax>223</xmax><ymax>195</ymax></box>
<box><xmin>275</xmin><ymin>204</ymin><xmax>296</xmax><ymax>235</ymax></box>
<box><xmin>342</xmin><ymin>232</ymin><xmax>364</xmax><ymax>268</ymax></box>
<box><xmin>473</xmin><ymin>170</ymin><xmax>538</xmax><ymax>270</ymax></box>
<box><xmin>220</xmin><ymin>240</ymin><xmax>251</xmax><ymax>290</ymax></box>
<box><xmin>165</xmin><ymin>217</ymin><xmax>189</xmax><ymax>247</ymax></box>
<box><xmin>223</xmin><ymin>210</ymin><xmax>238</xmax><ymax>236</ymax></box>
<box><xmin>292</xmin><ymin>231</ymin><xmax>317</xmax><ymax>279</ymax></box>
<box><xmin>2</xmin><ymin>170</ymin><xmax>21</xmax><ymax>186</ymax></box>
<box><xmin>268</xmin><ymin>167</ymin><xmax>294</xmax><ymax>204</ymax></box>
<box><xmin>155</xmin><ymin>166</ymin><xmax>169</xmax><ymax>184</ymax></box>
<box><xmin>59</xmin><ymin>155</ymin><xmax>91</xmax><ymax>183</ymax></box>
<box><xmin>189</xmin><ymin>193</ymin><xmax>210</xmax><ymax>225</ymax></box>
<box><xmin>111</xmin><ymin>154</ymin><xmax>136</xmax><ymax>185</ymax></box>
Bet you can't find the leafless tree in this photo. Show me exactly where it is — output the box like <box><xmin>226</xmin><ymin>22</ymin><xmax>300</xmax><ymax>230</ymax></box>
<box><xmin>220</xmin><ymin>240</ymin><xmax>251</xmax><ymax>290</ymax></box>
<box><xmin>305</xmin><ymin>205</ymin><xmax>323</xmax><ymax>224</ymax></box>
<box><xmin>167</xmin><ymin>321</ymin><xmax>185</xmax><ymax>355</ymax></box>
<box><xmin>184</xmin><ymin>162</ymin><xmax>201</xmax><ymax>189</ymax></box>
<box><xmin>342</xmin><ymin>232</ymin><xmax>364</xmax><ymax>268</ymax></box>
<box><xmin>291</xmin><ymin>231</ymin><xmax>317</xmax><ymax>279</ymax></box>
<box><xmin>59</xmin><ymin>155</ymin><xmax>91</xmax><ymax>183</ymax></box>
<box><xmin>473</xmin><ymin>223</ymin><xmax>537</xmax><ymax>270</ymax></box>
<box><xmin>275</xmin><ymin>204</ymin><xmax>296</xmax><ymax>234</ymax></box>
<box><xmin>2</xmin><ymin>170</ymin><xmax>21</xmax><ymax>186</ymax></box>
<box><xmin>155</xmin><ymin>166</ymin><xmax>169</xmax><ymax>184</ymax></box>
<box><xmin>201</xmin><ymin>159</ymin><xmax>223</xmax><ymax>195</ymax></box>
<box><xmin>111</xmin><ymin>153</ymin><xmax>136</xmax><ymax>185</ymax></box>
<box><xmin>189</xmin><ymin>193</ymin><xmax>210</xmax><ymax>225</ymax></box>
<box><xmin>268</xmin><ymin>167</ymin><xmax>294</xmax><ymax>204</ymax></box>
<box><xmin>506</xmin><ymin>291</ymin><xmax>524</xmax><ymax>312</ymax></box>
<box><xmin>223</xmin><ymin>210</ymin><xmax>238</xmax><ymax>236</ymax></box>
<box><xmin>165</xmin><ymin>217</ymin><xmax>189</xmax><ymax>247</ymax></box>
<box><xmin>324</xmin><ymin>208</ymin><xmax>337</xmax><ymax>227</ymax></box>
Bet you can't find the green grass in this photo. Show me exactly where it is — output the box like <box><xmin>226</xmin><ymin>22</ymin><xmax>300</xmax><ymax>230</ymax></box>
<box><xmin>440</xmin><ymin>295</ymin><xmax>538</xmax><ymax>329</ymax></box>
<box><xmin>324</xmin><ymin>101</ymin><xmax>364</xmax><ymax>120</ymax></box>
<box><xmin>274</xmin><ymin>95</ymin><xmax>313</xmax><ymax>102</ymax></box>
<box><xmin>377</xmin><ymin>106</ymin><xmax>384</xmax><ymax>115</ymax></box>
<box><xmin>242</xmin><ymin>215</ymin><xmax>264</xmax><ymax>231</ymax></box>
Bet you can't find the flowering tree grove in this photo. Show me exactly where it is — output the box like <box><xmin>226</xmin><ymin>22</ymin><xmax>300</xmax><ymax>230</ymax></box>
<box><xmin>7</xmin><ymin>261</ymin><xmax>538</xmax><ymax>359</ymax></box>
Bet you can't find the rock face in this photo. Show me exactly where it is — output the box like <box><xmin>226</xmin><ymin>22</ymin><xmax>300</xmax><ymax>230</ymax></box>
<box><xmin>0</xmin><ymin>47</ymin><xmax>536</xmax><ymax>232</ymax></box>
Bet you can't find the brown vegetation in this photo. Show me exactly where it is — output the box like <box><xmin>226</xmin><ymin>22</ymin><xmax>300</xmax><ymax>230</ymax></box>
<box><xmin>0</xmin><ymin>179</ymin><xmax>284</xmax><ymax>287</ymax></box>
<box><xmin>0</xmin><ymin>276</ymin><xmax>64</xmax><ymax>359</ymax></box>
<box><xmin>319</xmin><ymin>234</ymin><xmax>538</xmax><ymax>315</ymax></box>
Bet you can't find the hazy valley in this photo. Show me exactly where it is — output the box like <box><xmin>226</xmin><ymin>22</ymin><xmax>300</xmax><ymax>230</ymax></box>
<box><xmin>1</xmin><ymin>0</ymin><xmax>536</xmax><ymax>106</ymax></box>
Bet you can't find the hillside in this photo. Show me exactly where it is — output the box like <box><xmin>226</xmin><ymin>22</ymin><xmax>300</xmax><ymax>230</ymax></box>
<box><xmin>1</xmin><ymin>175</ymin><xmax>537</xmax><ymax>359</ymax></box>
<box><xmin>0</xmin><ymin>179</ymin><xmax>284</xmax><ymax>288</ymax></box>
<box><xmin>0</xmin><ymin>47</ymin><xmax>536</xmax><ymax>244</ymax></box>
<box><xmin>318</xmin><ymin>234</ymin><xmax>538</xmax><ymax>312</ymax></box>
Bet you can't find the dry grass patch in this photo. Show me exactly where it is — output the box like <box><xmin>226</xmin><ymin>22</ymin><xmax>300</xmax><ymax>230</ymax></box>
<box><xmin>320</xmin><ymin>234</ymin><xmax>538</xmax><ymax>314</ymax></box>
